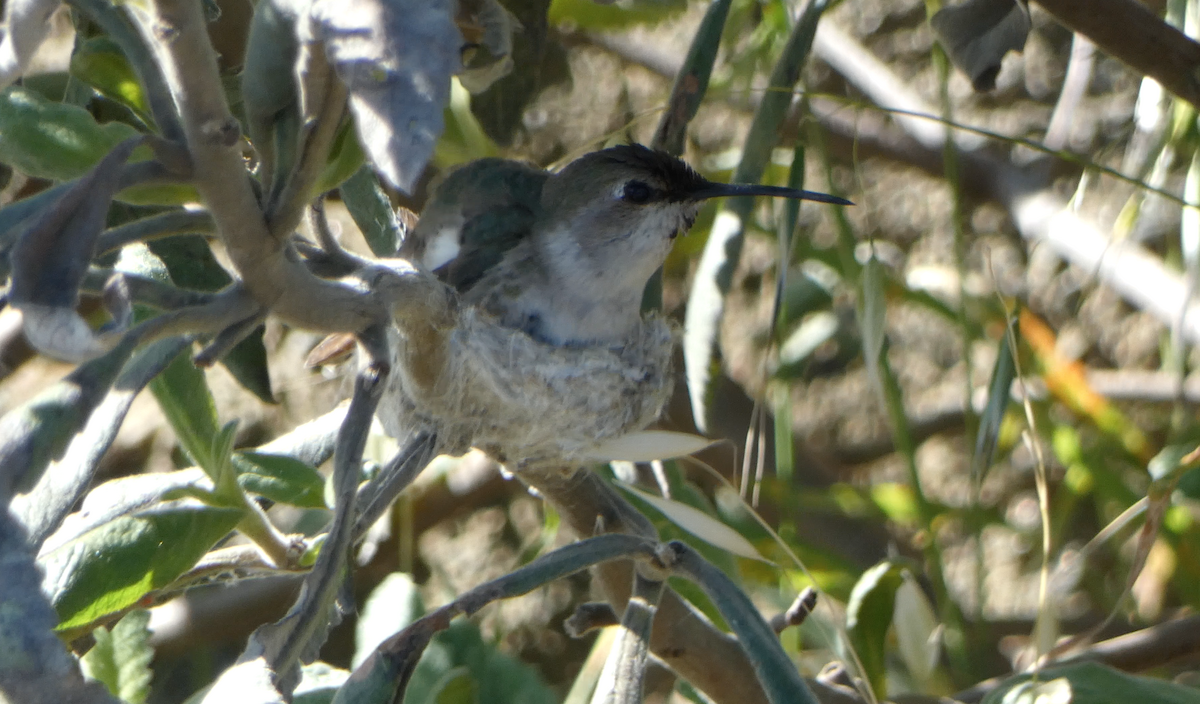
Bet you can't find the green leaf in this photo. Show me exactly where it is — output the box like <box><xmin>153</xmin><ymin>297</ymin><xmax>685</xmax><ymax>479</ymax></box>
<box><xmin>427</xmin><ymin>666</ymin><xmax>476</xmax><ymax>704</ymax></box>
<box><xmin>314</xmin><ymin>120</ymin><xmax>365</xmax><ymax>195</ymax></box>
<box><xmin>149</xmin><ymin>344</ymin><xmax>220</xmax><ymax>477</ymax></box>
<box><xmin>340</xmin><ymin>166</ymin><xmax>402</xmax><ymax>256</ymax></box>
<box><xmin>70</xmin><ymin>36</ymin><xmax>150</xmax><ymax>118</ymax></box>
<box><xmin>973</xmin><ymin>327</ymin><xmax>1017</xmax><ymax>483</ymax></box>
<box><xmin>0</xmin><ymin>86</ymin><xmax>144</xmax><ymax>181</ymax></box>
<box><xmin>235</xmin><ymin>451</ymin><xmax>327</xmax><ymax>508</ymax></box>
<box><xmin>41</xmin><ymin>502</ymin><xmax>242</xmax><ymax>631</ymax></box>
<box><xmin>548</xmin><ymin>0</ymin><xmax>686</xmax><ymax>29</ymax></box>
<box><xmin>221</xmin><ymin>326</ymin><xmax>276</xmax><ymax>404</ymax></box>
<box><xmin>982</xmin><ymin>661</ymin><xmax>1200</xmax><ymax>704</ymax></box>
<box><xmin>845</xmin><ymin>561</ymin><xmax>906</xmax><ymax>699</ymax></box>
<box><xmin>80</xmin><ymin>609</ymin><xmax>154</xmax><ymax>704</ymax></box>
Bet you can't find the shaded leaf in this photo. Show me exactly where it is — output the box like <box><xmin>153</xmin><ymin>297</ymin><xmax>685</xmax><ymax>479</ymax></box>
<box><xmin>310</xmin><ymin>0</ymin><xmax>462</xmax><ymax>193</ymax></box>
<box><xmin>0</xmin><ymin>85</ymin><xmax>145</xmax><ymax>181</ymax></box>
<box><xmin>973</xmin><ymin>327</ymin><xmax>1016</xmax><ymax>483</ymax></box>
<box><xmin>982</xmin><ymin>662</ymin><xmax>1200</xmax><ymax>704</ymax></box>
<box><xmin>619</xmin><ymin>483</ymin><xmax>768</xmax><ymax>562</ymax></box>
<box><xmin>40</xmin><ymin>501</ymin><xmax>243</xmax><ymax>631</ymax></box>
<box><xmin>235</xmin><ymin>451</ymin><xmax>326</xmax><ymax>509</ymax></box>
<box><xmin>651</xmin><ymin>0</ymin><xmax>731</xmax><ymax>155</ymax></box>
<box><xmin>221</xmin><ymin>326</ymin><xmax>276</xmax><ymax>404</ymax></box>
<box><xmin>0</xmin><ymin>335</ymin><xmax>138</xmax><ymax>499</ymax></box>
<box><xmin>81</xmin><ymin>609</ymin><xmax>154</xmax><ymax>704</ymax></box>
<box><xmin>0</xmin><ymin>0</ymin><xmax>61</xmax><ymax>87</ymax></box>
<box><xmin>340</xmin><ymin>165</ymin><xmax>403</xmax><ymax>256</ymax></box>
<box><xmin>859</xmin><ymin>255</ymin><xmax>886</xmax><ymax>397</ymax></box>
<box><xmin>931</xmin><ymin>0</ymin><xmax>1030</xmax><ymax>91</ymax></box>
<box><xmin>584</xmin><ymin>430</ymin><xmax>714</xmax><ymax>462</ymax></box>
<box><xmin>9</xmin><ymin>137</ymin><xmax>144</xmax><ymax>362</ymax></box>
<box><xmin>456</xmin><ymin>0</ymin><xmax>521</xmax><ymax>94</ymax></box>
<box><xmin>846</xmin><ymin>561</ymin><xmax>905</xmax><ymax>699</ymax></box>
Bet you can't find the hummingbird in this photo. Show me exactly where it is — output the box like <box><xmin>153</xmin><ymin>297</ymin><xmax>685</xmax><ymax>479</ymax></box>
<box><xmin>395</xmin><ymin>143</ymin><xmax>852</xmax><ymax>346</ymax></box>
<box><xmin>308</xmin><ymin>144</ymin><xmax>851</xmax><ymax>364</ymax></box>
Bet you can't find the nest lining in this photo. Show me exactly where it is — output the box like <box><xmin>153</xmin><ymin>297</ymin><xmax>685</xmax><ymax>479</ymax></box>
<box><xmin>378</xmin><ymin>306</ymin><xmax>676</xmax><ymax>467</ymax></box>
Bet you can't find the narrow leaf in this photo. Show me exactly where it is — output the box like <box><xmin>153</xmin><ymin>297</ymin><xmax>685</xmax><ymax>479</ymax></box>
<box><xmin>972</xmin><ymin>330</ymin><xmax>1016</xmax><ymax>483</ymax></box>
<box><xmin>619</xmin><ymin>483</ymin><xmax>768</xmax><ymax>562</ymax></box>
<box><xmin>982</xmin><ymin>661</ymin><xmax>1200</xmax><ymax>704</ymax></box>
<box><xmin>339</xmin><ymin>165</ymin><xmax>402</xmax><ymax>256</ymax></box>
<box><xmin>583</xmin><ymin>430</ymin><xmax>714</xmax><ymax>462</ymax></box>
<box><xmin>859</xmin><ymin>255</ymin><xmax>886</xmax><ymax>397</ymax></box>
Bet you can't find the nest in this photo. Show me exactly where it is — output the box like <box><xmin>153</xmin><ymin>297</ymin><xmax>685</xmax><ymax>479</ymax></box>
<box><xmin>378</xmin><ymin>306</ymin><xmax>676</xmax><ymax>467</ymax></box>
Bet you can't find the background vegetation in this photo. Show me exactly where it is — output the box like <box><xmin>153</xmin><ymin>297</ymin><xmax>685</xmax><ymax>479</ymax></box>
<box><xmin>3</xmin><ymin>0</ymin><xmax>1200</xmax><ymax>703</ymax></box>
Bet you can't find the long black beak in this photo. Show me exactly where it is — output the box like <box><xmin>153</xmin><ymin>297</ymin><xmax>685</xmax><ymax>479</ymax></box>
<box><xmin>690</xmin><ymin>182</ymin><xmax>853</xmax><ymax>206</ymax></box>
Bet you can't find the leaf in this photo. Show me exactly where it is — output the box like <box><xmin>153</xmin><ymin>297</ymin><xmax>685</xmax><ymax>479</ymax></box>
<box><xmin>221</xmin><ymin>326</ymin><xmax>276</xmax><ymax>404</ymax></box>
<box><xmin>982</xmin><ymin>661</ymin><xmax>1200</xmax><ymax>704</ymax></box>
<box><xmin>0</xmin><ymin>86</ymin><xmax>146</xmax><ymax>181</ymax></box>
<box><xmin>845</xmin><ymin>561</ymin><xmax>906</xmax><ymax>699</ymax></box>
<box><xmin>0</xmin><ymin>0</ymin><xmax>62</xmax><ymax>88</ymax></box>
<box><xmin>70</xmin><ymin>36</ymin><xmax>150</xmax><ymax>117</ymax></box>
<box><xmin>931</xmin><ymin>0</ymin><xmax>1030</xmax><ymax>91</ymax></box>
<box><xmin>859</xmin><ymin>255</ymin><xmax>886</xmax><ymax>397</ymax></box>
<box><xmin>197</xmin><ymin>658</ymin><xmax>285</xmax><ymax>704</ymax></box>
<box><xmin>40</xmin><ymin>501</ymin><xmax>243</xmax><ymax>631</ymax></box>
<box><xmin>235</xmin><ymin>451</ymin><xmax>326</xmax><ymax>509</ymax></box>
<box><xmin>354</xmin><ymin>572</ymin><xmax>424</xmax><ymax>668</ymax></box>
<box><xmin>81</xmin><ymin>609</ymin><xmax>154</xmax><ymax>704</ymax></box>
<box><xmin>340</xmin><ymin>165</ymin><xmax>403</xmax><ymax>256</ymax></box>
<box><xmin>972</xmin><ymin>328</ymin><xmax>1016</xmax><ymax>483</ymax></box>
<box><xmin>547</xmin><ymin>0</ymin><xmax>686</xmax><ymax>30</ymax></box>
<box><xmin>427</xmin><ymin>666</ymin><xmax>476</xmax><ymax>704</ymax></box>
<box><xmin>9</xmin><ymin>137</ymin><xmax>144</xmax><ymax>362</ymax></box>
<box><xmin>682</xmin><ymin>0</ymin><xmax>830</xmax><ymax>432</ymax></box>
<box><xmin>310</xmin><ymin>0</ymin><xmax>462</xmax><ymax>193</ymax></box>
<box><xmin>892</xmin><ymin>575</ymin><xmax>941</xmax><ymax>687</ymax></box>
<box><xmin>583</xmin><ymin>430</ymin><xmax>714</xmax><ymax>462</ymax></box>
<box><xmin>149</xmin><ymin>344</ymin><xmax>221</xmax><ymax>477</ymax></box>
<box><xmin>618</xmin><ymin>483</ymin><xmax>768</xmax><ymax>562</ymax></box>
<box><xmin>650</xmin><ymin>0</ymin><xmax>730</xmax><ymax>155</ymax></box>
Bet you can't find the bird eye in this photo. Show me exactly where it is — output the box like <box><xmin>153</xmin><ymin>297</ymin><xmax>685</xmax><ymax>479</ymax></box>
<box><xmin>620</xmin><ymin>180</ymin><xmax>653</xmax><ymax>204</ymax></box>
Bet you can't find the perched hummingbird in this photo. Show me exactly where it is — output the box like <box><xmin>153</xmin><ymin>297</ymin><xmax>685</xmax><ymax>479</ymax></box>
<box><xmin>396</xmin><ymin>143</ymin><xmax>851</xmax><ymax>346</ymax></box>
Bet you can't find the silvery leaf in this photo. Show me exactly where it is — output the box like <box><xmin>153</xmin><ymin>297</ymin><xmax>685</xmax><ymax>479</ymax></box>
<box><xmin>308</xmin><ymin>0</ymin><xmax>462</xmax><ymax>194</ymax></box>
<box><xmin>0</xmin><ymin>0</ymin><xmax>61</xmax><ymax>88</ymax></box>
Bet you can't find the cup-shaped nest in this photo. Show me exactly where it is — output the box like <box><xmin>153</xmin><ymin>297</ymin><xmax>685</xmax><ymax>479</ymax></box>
<box><xmin>378</xmin><ymin>305</ymin><xmax>676</xmax><ymax>468</ymax></box>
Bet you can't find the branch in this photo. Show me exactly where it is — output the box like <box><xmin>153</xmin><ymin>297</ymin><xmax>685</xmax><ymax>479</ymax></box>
<box><xmin>1034</xmin><ymin>0</ymin><xmax>1200</xmax><ymax>108</ymax></box>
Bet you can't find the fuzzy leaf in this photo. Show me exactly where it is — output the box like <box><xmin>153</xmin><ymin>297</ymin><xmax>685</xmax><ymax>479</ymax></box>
<box><xmin>235</xmin><ymin>451</ymin><xmax>327</xmax><ymax>508</ymax></box>
<box><xmin>40</xmin><ymin>501</ymin><xmax>242</xmax><ymax>631</ymax></box>
<box><xmin>81</xmin><ymin>609</ymin><xmax>154</xmax><ymax>704</ymax></box>
<box><xmin>310</xmin><ymin>0</ymin><xmax>462</xmax><ymax>193</ymax></box>
<box><xmin>149</xmin><ymin>344</ymin><xmax>221</xmax><ymax>477</ymax></box>
<box><xmin>619</xmin><ymin>483</ymin><xmax>768</xmax><ymax>562</ymax></box>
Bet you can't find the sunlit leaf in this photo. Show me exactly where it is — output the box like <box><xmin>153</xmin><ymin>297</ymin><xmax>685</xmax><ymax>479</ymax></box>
<box><xmin>892</xmin><ymin>575</ymin><xmax>941</xmax><ymax>687</ymax></box>
<box><xmin>982</xmin><ymin>662</ymin><xmax>1200</xmax><ymax>704</ymax></box>
<box><xmin>150</xmin><ymin>345</ymin><xmax>220</xmax><ymax>478</ymax></box>
<box><xmin>619</xmin><ymin>483</ymin><xmax>768</xmax><ymax>562</ymax></box>
<box><xmin>40</xmin><ymin>501</ymin><xmax>242</xmax><ymax>631</ymax></box>
<box><xmin>70</xmin><ymin>36</ymin><xmax>150</xmax><ymax>117</ymax></box>
<box><xmin>353</xmin><ymin>573</ymin><xmax>424</xmax><ymax>668</ymax></box>
<box><xmin>584</xmin><ymin>430</ymin><xmax>714</xmax><ymax>462</ymax></box>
